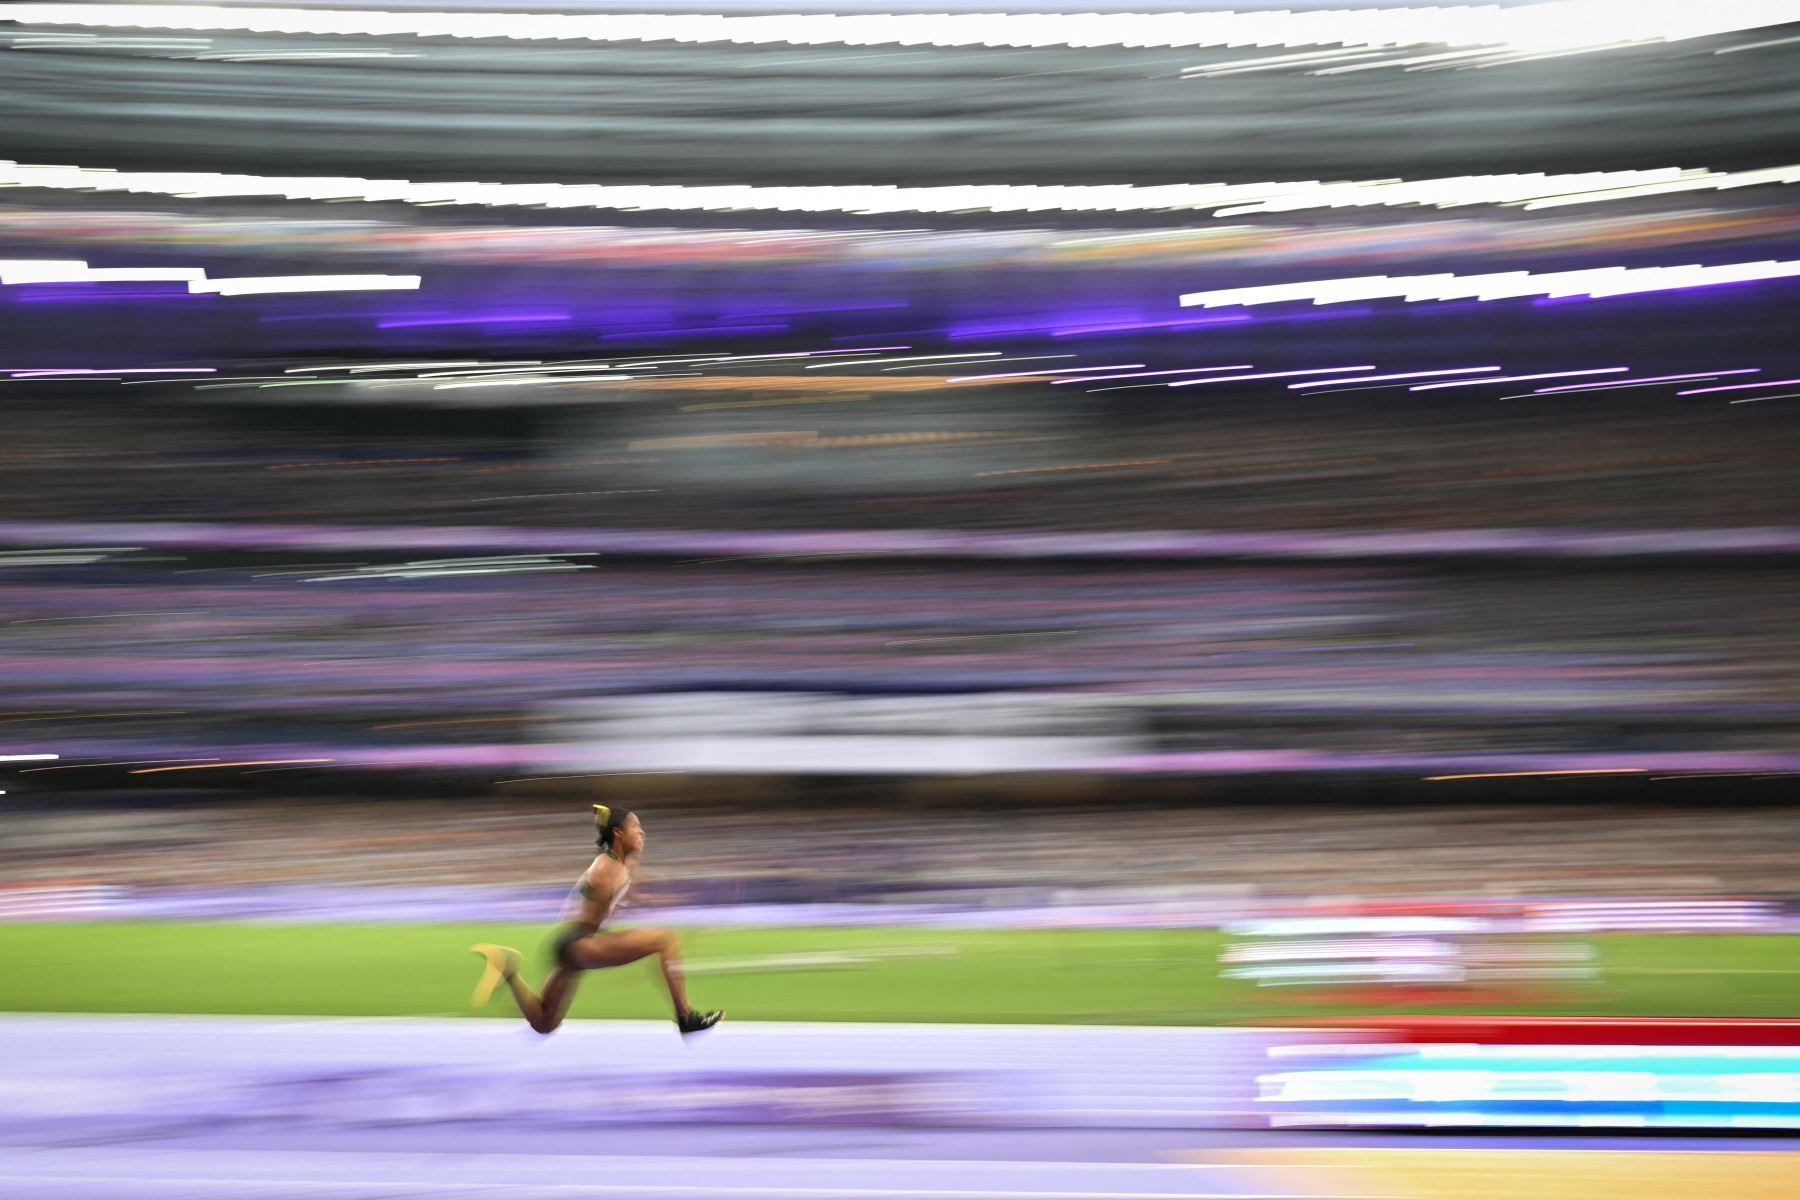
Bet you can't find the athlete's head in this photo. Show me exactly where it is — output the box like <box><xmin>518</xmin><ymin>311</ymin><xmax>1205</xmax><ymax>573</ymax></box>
<box><xmin>593</xmin><ymin>805</ymin><xmax>644</xmax><ymax>857</ymax></box>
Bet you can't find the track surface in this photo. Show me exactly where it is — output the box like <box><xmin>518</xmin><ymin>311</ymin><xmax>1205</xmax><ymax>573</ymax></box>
<box><xmin>2</xmin><ymin>1016</ymin><xmax>1793</xmax><ymax>1199</ymax></box>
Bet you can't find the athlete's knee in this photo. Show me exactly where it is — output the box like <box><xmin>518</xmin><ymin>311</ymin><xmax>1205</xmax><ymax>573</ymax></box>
<box><xmin>529</xmin><ymin>1014</ymin><xmax>562</xmax><ymax>1035</ymax></box>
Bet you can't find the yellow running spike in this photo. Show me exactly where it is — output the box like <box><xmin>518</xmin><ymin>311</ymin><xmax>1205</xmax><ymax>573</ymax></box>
<box><xmin>468</xmin><ymin>943</ymin><xmax>521</xmax><ymax>1008</ymax></box>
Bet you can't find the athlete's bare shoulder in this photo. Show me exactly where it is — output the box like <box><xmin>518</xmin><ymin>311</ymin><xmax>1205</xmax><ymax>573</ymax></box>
<box><xmin>583</xmin><ymin>851</ymin><xmax>633</xmax><ymax>892</ymax></box>
<box><xmin>580</xmin><ymin>853</ymin><xmax>610</xmax><ymax>888</ymax></box>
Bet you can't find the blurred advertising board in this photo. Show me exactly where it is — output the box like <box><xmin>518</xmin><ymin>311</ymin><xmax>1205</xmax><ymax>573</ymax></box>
<box><xmin>546</xmin><ymin>691</ymin><xmax>1143</xmax><ymax>774</ymax></box>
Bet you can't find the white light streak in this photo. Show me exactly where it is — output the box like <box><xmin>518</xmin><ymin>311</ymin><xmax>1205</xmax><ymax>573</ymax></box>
<box><xmin>695</xmin><ymin>349</ymin><xmax>888</xmax><ymax>364</ymax></box>
<box><xmin>430</xmin><ymin>374</ymin><xmax>637</xmax><ymax>390</ymax></box>
<box><xmin>1410</xmin><ymin>368</ymin><xmax>1629</xmax><ymax>391</ymax></box>
<box><xmin>1678</xmin><ymin>377</ymin><xmax>1800</xmax><ymax>395</ymax></box>
<box><xmin>189</xmin><ymin>274</ymin><xmax>420</xmax><ymax>296</ymax></box>
<box><xmin>8</xmin><ymin>368</ymin><xmax>214</xmax><ymax>376</ymax></box>
<box><xmin>0</xmin><ymin>548</ymin><xmax>134</xmax><ymax>564</ymax></box>
<box><xmin>1290</xmin><ymin>367</ymin><xmax>1501</xmax><ymax>388</ymax></box>
<box><xmin>6</xmin><ymin>159</ymin><xmax>1800</xmax><ymax>218</ymax></box>
<box><xmin>0</xmin><ymin>260</ymin><xmax>208</xmax><ymax>285</ymax></box>
<box><xmin>1052</xmin><ymin>364</ymin><xmax>1255</xmax><ymax>385</ymax></box>
<box><xmin>1169</xmin><ymin>366</ymin><xmax>1377</xmax><ymax>387</ymax></box>
<box><xmin>307</xmin><ymin>564</ymin><xmax>592</xmax><ymax>580</ymax></box>
<box><xmin>883</xmin><ymin>355</ymin><xmax>1074</xmax><ymax>372</ymax></box>
<box><xmin>1499</xmin><ymin>379</ymin><xmax>1729</xmax><ymax>398</ymax></box>
<box><xmin>945</xmin><ymin>363</ymin><xmax>1142</xmax><ymax>383</ymax></box>
<box><xmin>1715</xmin><ymin>31</ymin><xmax>1800</xmax><ymax>54</ymax></box>
<box><xmin>1180</xmin><ymin>259</ymin><xmax>1800</xmax><ymax>309</ymax></box>
<box><xmin>12</xmin><ymin>3</ymin><xmax>1799</xmax><ymax>57</ymax></box>
<box><xmin>1531</xmin><ymin>369</ymin><xmax>1761</xmax><ymax>393</ymax></box>
<box><xmin>1180</xmin><ymin>46</ymin><xmax>1394</xmax><ymax>77</ymax></box>
<box><xmin>415</xmin><ymin>364</ymin><xmax>616</xmax><ymax>379</ymax></box>
<box><xmin>303</xmin><ymin>555</ymin><xmax>601</xmax><ymax>581</ymax></box>
<box><xmin>805</xmin><ymin>352</ymin><xmax>1000</xmax><ymax>369</ymax></box>
<box><xmin>0</xmin><ymin>260</ymin><xmax>90</xmax><ymax>283</ymax></box>
<box><xmin>186</xmin><ymin>49</ymin><xmax>421</xmax><ymax>61</ymax></box>
<box><xmin>308</xmin><ymin>361</ymin><xmax>498</xmax><ymax>373</ymax></box>
<box><xmin>0</xmin><ymin>754</ymin><xmax>59</xmax><ymax>762</ymax></box>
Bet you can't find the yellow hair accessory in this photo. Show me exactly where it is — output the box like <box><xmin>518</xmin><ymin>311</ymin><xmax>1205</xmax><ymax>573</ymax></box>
<box><xmin>593</xmin><ymin>804</ymin><xmax>612</xmax><ymax>829</ymax></box>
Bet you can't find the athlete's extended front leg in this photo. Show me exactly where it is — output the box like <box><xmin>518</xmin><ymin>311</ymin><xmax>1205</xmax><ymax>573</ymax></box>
<box><xmin>563</xmin><ymin>928</ymin><xmax>722</xmax><ymax>1034</ymax></box>
<box><xmin>563</xmin><ymin>928</ymin><xmax>689</xmax><ymax>1016</ymax></box>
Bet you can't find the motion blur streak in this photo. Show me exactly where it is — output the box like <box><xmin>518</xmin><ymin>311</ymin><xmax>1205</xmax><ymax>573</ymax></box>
<box><xmin>3</xmin><ymin>0</ymin><xmax>1798</xmax><ymax>1196</ymax></box>
<box><xmin>9</xmin><ymin>159</ymin><xmax>1800</xmax><ymax>215</ymax></box>
<box><xmin>1180</xmin><ymin>259</ymin><xmax>1800</xmax><ymax>308</ymax></box>
<box><xmin>12</xmin><ymin>2</ymin><xmax>1800</xmax><ymax>58</ymax></box>
<box><xmin>189</xmin><ymin>274</ymin><xmax>422</xmax><ymax>295</ymax></box>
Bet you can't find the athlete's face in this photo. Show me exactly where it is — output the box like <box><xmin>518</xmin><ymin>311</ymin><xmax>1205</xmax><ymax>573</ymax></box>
<box><xmin>617</xmin><ymin>813</ymin><xmax>646</xmax><ymax>856</ymax></box>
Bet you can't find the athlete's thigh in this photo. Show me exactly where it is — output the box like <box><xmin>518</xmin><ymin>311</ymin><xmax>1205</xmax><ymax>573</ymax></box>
<box><xmin>565</xmin><ymin>927</ymin><xmax>667</xmax><ymax>971</ymax></box>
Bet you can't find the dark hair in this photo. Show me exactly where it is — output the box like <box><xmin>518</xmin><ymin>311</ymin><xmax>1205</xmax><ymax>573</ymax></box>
<box><xmin>594</xmin><ymin>805</ymin><xmax>636</xmax><ymax>851</ymax></box>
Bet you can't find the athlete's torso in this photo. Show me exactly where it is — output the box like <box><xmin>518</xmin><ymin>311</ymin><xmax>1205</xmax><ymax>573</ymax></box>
<box><xmin>573</xmin><ymin>851</ymin><xmax>633</xmax><ymax>926</ymax></box>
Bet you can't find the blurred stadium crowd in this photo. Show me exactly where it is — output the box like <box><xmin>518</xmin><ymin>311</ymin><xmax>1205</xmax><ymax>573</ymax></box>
<box><xmin>4</xmin><ymin>0</ymin><xmax>1800</xmax><ymax>912</ymax></box>
<box><xmin>4</xmin><ymin>378</ymin><xmax>1798</xmax><ymax>533</ymax></box>
<box><xmin>4</xmin><ymin>797</ymin><xmax>1793</xmax><ymax>901</ymax></box>
<box><xmin>2</xmin><ymin>551</ymin><xmax>1796</xmax><ymax>768</ymax></box>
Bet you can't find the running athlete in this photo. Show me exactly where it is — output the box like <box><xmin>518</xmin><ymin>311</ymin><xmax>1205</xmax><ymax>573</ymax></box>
<box><xmin>470</xmin><ymin>805</ymin><xmax>723</xmax><ymax>1036</ymax></box>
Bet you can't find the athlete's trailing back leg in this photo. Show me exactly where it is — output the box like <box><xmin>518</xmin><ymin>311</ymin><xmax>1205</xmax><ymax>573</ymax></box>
<box><xmin>471</xmin><ymin>944</ymin><xmax>583</xmax><ymax>1035</ymax></box>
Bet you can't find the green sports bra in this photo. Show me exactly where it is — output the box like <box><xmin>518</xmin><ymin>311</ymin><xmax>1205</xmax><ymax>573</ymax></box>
<box><xmin>576</xmin><ymin>873</ymin><xmax>631</xmax><ymax>922</ymax></box>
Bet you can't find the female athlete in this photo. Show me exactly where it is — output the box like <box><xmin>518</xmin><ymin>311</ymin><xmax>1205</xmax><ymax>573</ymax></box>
<box><xmin>470</xmin><ymin>805</ymin><xmax>723</xmax><ymax>1036</ymax></box>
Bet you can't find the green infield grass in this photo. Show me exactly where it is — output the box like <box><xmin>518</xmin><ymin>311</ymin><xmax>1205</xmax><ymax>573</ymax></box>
<box><xmin>3</xmin><ymin>923</ymin><xmax>1794</xmax><ymax>1024</ymax></box>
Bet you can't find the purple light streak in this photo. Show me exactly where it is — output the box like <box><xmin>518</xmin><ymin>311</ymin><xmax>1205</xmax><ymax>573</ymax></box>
<box><xmin>1259</xmin><ymin>305</ymin><xmax>1376</xmax><ymax>324</ymax></box>
<box><xmin>376</xmin><ymin>312</ymin><xmax>572</xmax><ymax>328</ymax></box>
<box><xmin>1049</xmin><ymin>314</ymin><xmax>1252</xmax><ymax>336</ymax></box>
<box><xmin>943</xmin><ymin>319</ymin><xmax>1053</xmax><ymax>340</ymax></box>
<box><xmin>1677</xmin><ymin>377</ymin><xmax>1800</xmax><ymax>396</ymax></box>
<box><xmin>599</xmin><ymin>323</ymin><xmax>789</xmax><ymax>340</ymax></box>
